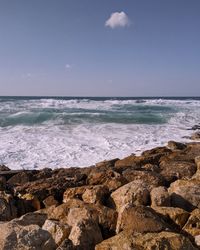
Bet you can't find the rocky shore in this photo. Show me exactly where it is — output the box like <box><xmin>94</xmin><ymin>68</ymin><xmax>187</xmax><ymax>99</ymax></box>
<box><xmin>1</xmin><ymin>138</ymin><xmax>200</xmax><ymax>249</ymax></box>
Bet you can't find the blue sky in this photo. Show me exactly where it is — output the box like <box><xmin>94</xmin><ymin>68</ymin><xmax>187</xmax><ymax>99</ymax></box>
<box><xmin>0</xmin><ymin>0</ymin><xmax>199</xmax><ymax>96</ymax></box>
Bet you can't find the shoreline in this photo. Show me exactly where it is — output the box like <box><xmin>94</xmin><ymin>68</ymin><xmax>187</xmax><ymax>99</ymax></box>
<box><xmin>0</xmin><ymin>137</ymin><xmax>200</xmax><ymax>249</ymax></box>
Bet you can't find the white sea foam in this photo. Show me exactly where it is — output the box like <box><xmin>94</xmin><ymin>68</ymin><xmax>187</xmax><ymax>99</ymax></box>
<box><xmin>0</xmin><ymin>97</ymin><xmax>199</xmax><ymax>170</ymax></box>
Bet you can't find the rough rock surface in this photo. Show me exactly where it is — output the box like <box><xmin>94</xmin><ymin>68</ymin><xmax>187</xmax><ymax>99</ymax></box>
<box><xmin>0</xmin><ymin>141</ymin><xmax>200</xmax><ymax>249</ymax></box>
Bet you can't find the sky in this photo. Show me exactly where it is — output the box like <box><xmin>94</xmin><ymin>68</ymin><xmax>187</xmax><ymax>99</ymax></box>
<box><xmin>0</xmin><ymin>0</ymin><xmax>200</xmax><ymax>96</ymax></box>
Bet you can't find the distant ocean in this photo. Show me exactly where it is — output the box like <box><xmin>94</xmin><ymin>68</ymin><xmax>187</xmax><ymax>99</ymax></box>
<box><xmin>0</xmin><ymin>96</ymin><xmax>200</xmax><ymax>170</ymax></box>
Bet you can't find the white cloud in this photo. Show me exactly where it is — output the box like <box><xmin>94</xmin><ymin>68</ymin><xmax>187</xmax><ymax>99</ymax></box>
<box><xmin>65</xmin><ymin>64</ymin><xmax>72</xmax><ymax>69</ymax></box>
<box><xmin>105</xmin><ymin>11</ymin><xmax>130</xmax><ymax>29</ymax></box>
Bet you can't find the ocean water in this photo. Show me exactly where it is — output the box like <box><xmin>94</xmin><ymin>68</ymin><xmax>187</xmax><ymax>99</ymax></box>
<box><xmin>0</xmin><ymin>96</ymin><xmax>200</xmax><ymax>170</ymax></box>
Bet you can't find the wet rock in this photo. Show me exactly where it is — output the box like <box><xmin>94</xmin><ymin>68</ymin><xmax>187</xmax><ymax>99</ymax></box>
<box><xmin>116</xmin><ymin>205</ymin><xmax>169</xmax><ymax>234</ymax></box>
<box><xmin>0</xmin><ymin>165</ymin><xmax>10</xmax><ymax>171</ymax></box>
<box><xmin>191</xmin><ymin>132</ymin><xmax>200</xmax><ymax>140</ymax></box>
<box><xmin>150</xmin><ymin>186</ymin><xmax>171</xmax><ymax>207</ymax></box>
<box><xmin>95</xmin><ymin>158</ymin><xmax>119</xmax><ymax>168</ymax></box>
<box><xmin>169</xmin><ymin>179</ymin><xmax>200</xmax><ymax>211</ymax></box>
<box><xmin>110</xmin><ymin>180</ymin><xmax>150</xmax><ymax>211</ymax></box>
<box><xmin>7</xmin><ymin>171</ymin><xmax>32</xmax><ymax>185</ymax></box>
<box><xmin>42</xmin><ymin>219</ymin><xmax>71</xmax><ymax>246</ymax></box>
<box><xmin>167</xmin><ymin>141</ymin><xmax>187</xmax><ymax>150</ymax></box>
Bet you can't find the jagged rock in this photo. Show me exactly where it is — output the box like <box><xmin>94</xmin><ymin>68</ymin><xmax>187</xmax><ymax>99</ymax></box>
<box><xmin>95</xmin><ymin>158</ymin><xmax>119</xmax><ymax>168</ymax></box>
<box><xmin>191</xmin><ymin>132</ymin><xmax>200</xmax><ymax>140</ymax></box>
<box><xmin>95</xmin><ymin>231</ymin><xmax>198</xmax><ymax>250</ymax></box>
<box><xmin>159</xmin><ymin>161</ymin><xmax>196</xmax><ymax>183</ymax></box>
<box><xmin>0</xmin><ymin>191</ymin><xmax>17</xmax><ymax>221</ymax></box>
<box><xmin>142</xmin><ymin>163</ymin><xmax>160</xmax><ymax>172</ymax></box>
<box><xmin>82</xmin><ymin>185</ymin><xmax>109</xmax><ymax>204</ymax></box>
<box><xmin>43</xmin><ymin>196</ymin><xmax>59</xmax><ymax>208</ymax></box>
<box><xmin>0</xmin><ymin>165</ymin><xmax>10</xmax><ymax>171</ymax></box>
<box><xmin>0</xmin><ymin>176</ymin><xmax>6</xmax><ymax>190</ymax></box>
<box><xmin>56</xmin><ymin>239</ymin><xmax>75</xmax><ymax>250</ymax></box>
<box><xmin>152</xmin><ymin>206</ymin><xmax>189</xmax><ymax>228</ymax></box>
<box><xmin>63</xmin><ymin>186</ymin><xmax>88</xmax><ymax>203</ymax></box>
<box><xmin>67</xmin><ymin>206</ymin><xmax>98</xmax><ymax>226</ymax></box>
<box><xmin>116</xmin><ymin>205</ymin><xmax>169</xmax><ymax>234</ymax></box>
<box><xmin>86</xmin><ymin>167</ymin><xmax>128</xmax><ymax>192</ymax></box>
<box><xmin>69</xmin><ymin>219</ymin><xmax>103</xmax><ymax>250</ymax></box>
<box><xmin>169</xmin><ymin>179</ymin><xmax>200</xmax><ymax>211</ymax></box>
<box><xmin>42</xmin><ymin>219</ymin><xmax>71</xmax><ymax>246</ymax></box>
<box><xmin>122</xmin><ymin>169</ymin><xmax>165</xmax><ymax>188</ymax></box>
<box><xmin>150</xmin><ymin>186</ymin><xmax>171</xmax><ymax>207</ymax></box>
<box><xmin>110</xmin><ymin>180</ymin><xmax>150</xmax><ymax>211</ymax></box>
<box><xmin>0</xmin><ymin>216</ymin><xmax>56</xmax><ymax>250</ymax></box>
<box><xmin>7</xmin><ymin>171</ymin><xmax>32</xmax><ymax>185</ymax></box>
<box><xmin>183</xmin><ymin>209</ymin><xmax>200</xmax><ymax>237</ymax></box>
<box><xmin>167</xmin><ymin>141</ymin><xmax>187</xmax><ymax>150</ymax></box>
<box><xmin>13</xmin><ymin>212</ymin><xmax>47</xmax><ymax>227</ymax></box>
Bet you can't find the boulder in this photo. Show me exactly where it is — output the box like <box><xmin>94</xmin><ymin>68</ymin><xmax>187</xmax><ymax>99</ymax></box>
<box><xmin>95</xmin><ymin>231</ymin><xmax>198</xmax><ymax>250</ymax></box>
<box><xmin>152</xmin><ymin>206</ymin><xmax>190</xmax><ymax>228</ymax></box>
<box><xmin>0</xmin><ymin>191</ymin><xmax>17</xmax><ymax>221</ymax></box>
<box><xmin>82</xmin><ymin>185</ymin><xmax>109</xmax><ymax>204</ymax></box>
<box><xmin>167</xmin><ymin>141</ymin><xmax>187</xmax><ymax>150</ymax></box>
<box><xmin>183</xmin><ymin>209</ymin><xmax>200</xmax><ymax>236</ymax></box>
<box><xmin>0</xmin><ymin>217</ymin><xmax>56</xmax><ymax>249</ymax></box>
<box><xmin>0</xmin><ymin>176</ymin><xmax>7</xmax><ymax>191</ymax></box>
<box><xmin>69</xmin><ymin>219</ymin><xmax>103</xmax><ymax>250</ymax></box>
<box><xmin>169</xmin><ymin>179</ymin><xmax>200</xmax><ymax>211</ymax></box>
<box><xmin>63</xmin><ymin>186</ymin><xmax>88</xmax><ymax>203</ymax></box>
<box><xmin>116</xmin><ymin>205</ymin><xmax>169</xmax><ymax>234</ymax></box>
<box><xmin>122</xmin><ymin>170</ymin><xmax>165</xmax><ymax>188</ymax></box>
<box><xmin>12</xmin><ymin>212</ymin><xmax>47</xmax><ymax>227</ymax></box>
<box><xmin>150</xmin><ymin>186</ymin><xmax>171</xmax><ymax>207</ymax></box>
<box><xmin>110</xmin><ymin>180</ymin><xmax>150</xmax><ymax>211</ymax></box>
<box><xmin>191</xmin><ymin>132</ymin><xmax>200</xmax><ymax>140</ymax></box>
<box><xmin>42</xmin><ymin>219</ymin><xmax>71</xmax><ymax>246</ymax></box>
<box><xmin>43</xmin><ymin>195</ymin><xmax>59</xmax><ymax>208</ymax></box>
<box><xmin>159</xmin><ymin>161</ymin><xmax>196</xmax><ymax>183</ymax></box>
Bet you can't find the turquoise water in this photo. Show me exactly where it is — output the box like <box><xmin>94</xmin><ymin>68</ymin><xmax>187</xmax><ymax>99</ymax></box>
<box><xmin>0</xmin><ymin>96</ymin><xmax>199</xmax><ymax>169</ymax></box>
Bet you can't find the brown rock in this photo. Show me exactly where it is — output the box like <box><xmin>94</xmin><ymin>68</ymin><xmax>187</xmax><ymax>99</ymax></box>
<box><xmin>122</xmin><ymin>169</ymin><xmax>165</xmax><ymax>188</ymax></box>
<box><xmin>63</xmin><ymin>186</ymin><xmax>87</xmax><ymax>203</ymax></box>
<box><xmin>169</xmin><ymin>179</ymin><xmax>200</xmax><ymax>211</ymax></box>
<box><xmin>110</xmin><ymin>180</ymin><xmax>150</xmax><ymax>211</ymax></box>
<box><xmin>160</xmin><ymin>161</ymin><xmax>196</xmax><ymax>183</ymax></box>
<box><xmin>150</xmin><ymin>186</ymin><xmax>171</xmax><ymax>207</ymax></box>
<box><xmin>95</xmin><ymin>231</ymin><xmax>198</xmax><ymax>250</ymax></box>
<box><xmin>116</xmin><ymin>205</ymin><xmax>169</xmax><ymax>234</ymax></box>
<box><xmin>42</xmin><ymin>219</ymin><xmax>71</xmax><ymax>246</ymax></box>
<box><xmin>0</xmin><ymin>176</ymin><xmax>7</xmax><ymax>190</ymax></box>
<box><xmin>82</xmin><ymin>185</ymin><xmax>109</xmax><ymax>204</ymax></box>
<box><xmin>43</xmin><ymin>195</ymin><xmax>59</xmax><ymax>208</ymax></box>
<box><xmin>0</xmin><ymin>191</ymin><xmax>17</xmax><ymax>221</ymax></box>
<box><xmin>0</xmin><ymin>223</ymin><xmax>56</xmax><ymax>250</ymax></box>
<box><xmin>167</xmin><ymin>141</ymin><xmax>187</xmax><ymax>150</ymax></box>
<box><xmin>152</xmin><ymin>206</ymin><xmax>190</xmax><ymax>228</ymax></box>
<box><xmin>69</xmin><ymin>219</ymin><xmax>103</xmax><ymax>250</ymax></box>
<box><xmin>191</xmin><ymin>132</ymin><xmax>200</xmax><ymax>140</ymax></box>
<box><xmin>183</xmin><ymin>209</ymin><xmax>200</xmax><ymax>236</ymax></box>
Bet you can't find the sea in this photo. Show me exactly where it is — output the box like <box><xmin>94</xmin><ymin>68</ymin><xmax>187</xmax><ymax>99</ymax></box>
<box><xmin>0</xmin><ymin>96</ymin><xmax>199</xmax><ymax>170</ymax></box>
